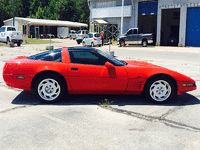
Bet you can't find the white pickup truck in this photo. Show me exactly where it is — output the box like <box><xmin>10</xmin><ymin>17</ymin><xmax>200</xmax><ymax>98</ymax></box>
<box><xmin>0</xmin><ymin>26</ymin><xmax>23</xmax><ymax>46</ymax></box>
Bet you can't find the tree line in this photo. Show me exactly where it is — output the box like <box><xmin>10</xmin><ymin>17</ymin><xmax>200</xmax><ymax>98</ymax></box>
<box><xmin>0</xmin><ymin>0</ymin><xmax>90</xmax><ymax>27</ymax></box>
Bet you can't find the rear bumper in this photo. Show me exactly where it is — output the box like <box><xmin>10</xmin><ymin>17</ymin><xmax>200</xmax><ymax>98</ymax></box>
<box><xmin>147</xmin><ymin>40</ymin><xmax>153</xmax><ymax>44</ymax></box>
<box><xmin>76</xmin><ymin>39</ymin><xmax>83</xmax><ymax>43</ymax></box>
<box><xmin>11</xmin><ymin>39</ymin><xmax>23</xmax><ymax>44</ymax></box>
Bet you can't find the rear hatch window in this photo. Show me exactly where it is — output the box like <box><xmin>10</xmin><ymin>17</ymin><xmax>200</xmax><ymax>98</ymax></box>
<box><xmin>27</xmin><ymin>49</ymin><xmax>62</xmax><ymax>62</ymax></box>
<box><xmin>94</xmin><ymin>34</ymin><xmax>100</xmax><ymax>37</ymax></box>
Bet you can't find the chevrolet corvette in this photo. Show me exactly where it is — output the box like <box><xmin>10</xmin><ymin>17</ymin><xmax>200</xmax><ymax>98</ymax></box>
<box><xmin>3</xmin><ymin>47</ymin><xmax>196</xmax><ymax>103</ymax></box>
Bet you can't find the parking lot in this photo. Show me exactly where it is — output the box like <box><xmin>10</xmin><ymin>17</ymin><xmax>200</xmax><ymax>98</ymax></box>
<box><xmin>0</xmin><ymin>39</ymin><xmax>200</xmax><ymax>150</ymax></box>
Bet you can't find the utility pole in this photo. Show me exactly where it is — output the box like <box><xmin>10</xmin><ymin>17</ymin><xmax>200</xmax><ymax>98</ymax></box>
<box><xmin>13</xmin><ymin>0</ymin><xmax>14</xmax><ymax>26</ymax></box>
<box><xmin>121</xmin><ymin>0</ymin><xmax>124</xmax><ymax>35</ymax></box>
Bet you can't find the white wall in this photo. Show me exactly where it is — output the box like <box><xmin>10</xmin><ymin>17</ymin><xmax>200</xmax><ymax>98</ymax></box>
<box><xmin>4</xmin><ymin>20</ymin><xmax>19</xmax><ymax>31</ymax></box>
<box><xmin>92</xmin><ymin>5</ymin><xmax>132</xmax><ymax>18</ymax></box>
<box><xmin>157</xmin><ymin>0</ymin><xmax>200</xmax><ymax>46</ymax></box>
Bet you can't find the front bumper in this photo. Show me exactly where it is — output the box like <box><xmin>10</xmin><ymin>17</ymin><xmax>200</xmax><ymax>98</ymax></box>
<box><xmin>177</xmin><ymin>81</ymin><xmax>197</xmax><ymax>95</ymax></box>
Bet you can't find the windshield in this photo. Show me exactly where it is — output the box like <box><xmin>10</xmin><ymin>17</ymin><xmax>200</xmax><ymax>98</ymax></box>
<box><xmin>96</xmin><ymin>50</ymin><xmax>126</xmax><ymax>66</ymax></box>
<box><xmin>94</xmin><ymin>33</ymin><xmax>100</xmax><ymax>37</ymax></box>
<box><xmin>77</xmin><ymin>31</ymin><xmax>81</xmax><ymax>34</ymax></box>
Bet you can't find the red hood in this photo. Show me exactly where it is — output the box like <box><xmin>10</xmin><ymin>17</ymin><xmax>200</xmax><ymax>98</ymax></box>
<box><xmin>125</xmin><ymin>60</ymin><xmax>164</xmax><ymax>68</ymax></box>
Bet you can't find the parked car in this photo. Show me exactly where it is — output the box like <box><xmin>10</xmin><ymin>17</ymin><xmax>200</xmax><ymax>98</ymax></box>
<box><xmin>3</xmin><ymin>47</ymin><xmax>196</xmax><ymax>103</ymax></box>
<box><xmin>117</xmin><ymin>28</ymin><xmax>154</xmax><ymax>47</ymax></box>
<box><xmin>82</xmin><ymin>33</ymin><xmax>101</xmax><ymax>47</ymax></box>
<box><xmin>0</xmin><ymin>26</ymin><xmax>23</xmax><ymax>46</ymax></box>
<box><xmin>69</xmin><ymin>30</ymin><xmax>77</xmax><ymax>40</ymax></box>
<box><xmin>76</xmin><ymin>30</ymin><xmax>88</xmax><ymax>44</ymax></box>
<box><xmin>167</xmin><ymin>33</ymin><xmax>179</xmax><ymax>46</ymax></box>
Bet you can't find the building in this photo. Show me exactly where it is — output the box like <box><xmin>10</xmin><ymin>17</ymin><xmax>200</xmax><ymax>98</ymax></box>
<box><xmin>3</xmin><ymin>17</ymin><xmax>88</xmax><ymax>38</ymax></box>
<box><xmin>88</xmin><ymin>0</ymin><xmax>200</xmax><ymax>47</ymax></box>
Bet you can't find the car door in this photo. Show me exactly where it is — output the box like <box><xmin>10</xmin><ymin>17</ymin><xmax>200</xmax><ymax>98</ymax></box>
<box><xmin>67</xmin><ymin>50</ymin><xmax>128</xmax><ymax>93</ymax></box>
<box><xmin>84</xmin><ymin>34</ymin><xmax>89</xmax><ymax>45</ymax></box>
<box><xmin>132</xmin><ymin>29</ymin><xmax>139</xmax><ymax>44</ymax></box>
<box><xmin>0</xmin><ymin>27</ymin><xmax>6</xmax><ymax>42</ymax></box>
<box><xmin>124</xmin><ymin>29</ymin><xmax>133</xmax><ymax>44</ymax></box>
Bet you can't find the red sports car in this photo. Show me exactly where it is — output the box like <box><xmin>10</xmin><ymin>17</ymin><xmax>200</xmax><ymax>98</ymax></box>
<box><xmin>3</xmin><ymin>47</ymin><xmax>196</xmax><ymax>103</ymax></box>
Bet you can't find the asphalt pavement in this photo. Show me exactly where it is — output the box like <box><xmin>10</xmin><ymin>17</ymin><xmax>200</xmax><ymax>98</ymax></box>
<box><xmin>0</xmin><ymin>39</ymin><xmax>200</xmax><ymax>150</ymax></box>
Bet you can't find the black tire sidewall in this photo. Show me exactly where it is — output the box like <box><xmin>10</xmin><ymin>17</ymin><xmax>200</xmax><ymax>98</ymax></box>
<box><xmin>34</xmin><ymin>74</ymin><xmax>66</xmax><ymax>103</ymax></box>
<box><xmin>144</xmin><ymin>77</ymin><xmax>175</xmax><ymax>103</ymax></box>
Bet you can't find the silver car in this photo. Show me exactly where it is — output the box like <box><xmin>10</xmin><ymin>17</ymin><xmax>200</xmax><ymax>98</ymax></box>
<box><xmin>69</xmin><ymin>30</ymin><xmax>77</xmax><ymax>40</ymax></box>
<box><xmin>76</xmin><ymin>30</ymin><xmax>89</xmax><ymax>44</ymax></box>
<box><xmin>82</xmin><ymin>33</ymin><xmax>101</xmax><ymax>47</ymax></box>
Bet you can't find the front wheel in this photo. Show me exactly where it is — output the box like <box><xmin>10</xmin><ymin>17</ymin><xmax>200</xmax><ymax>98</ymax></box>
<box><xmin>91</xmin><ymin>42</ymin><xmax>94</xmax><ymax>47</ymax></box>
<box><xmin>119</xmin><ymin>40</ymin><xmax>125</xmax><ymax>47</ymax></box>
<box><xmin>34</xmin><ymin>74</ymin><xmax>66</xmax><ymax>103</ymax></box>
<box><xmin>144</xmin><ymin>77</ymin><xmax>176</xmax><ymax>103</ymax></box>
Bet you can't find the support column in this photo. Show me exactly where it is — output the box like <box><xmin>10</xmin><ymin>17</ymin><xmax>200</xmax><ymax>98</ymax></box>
<box><xmin>156</xmin><ymin>6</ymin><xmax>162</xmax><ymax>46</ymax></box>
<box><xmin>179</xmin><ymin>5</ymin><xmax>187</xmax><ymax>47</ymax></box>
<box><xmin>121</xmin><ymin>0</ymin><xmax>124</xmax><ymax>34</ymax></box>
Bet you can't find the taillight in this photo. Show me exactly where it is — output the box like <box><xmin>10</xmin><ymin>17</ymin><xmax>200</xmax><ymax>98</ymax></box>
<box><xmin>93</xmin><ymin>38</ymin><xmax>96</xmax><ymax>40</ymax></box>
<box><xmin>22</xmin><ymin>34</ymin><xmax>23</xmax><ymax>37</ymax></box>
<box><xmin>151</xmin><ymin>34</ymin><xmax>153</xmax><ymax>39</ymax></box>
<box><xmin>11</xmin><ymin>34</ymin><xmax>13</xmax><ymax>38</ymax></box>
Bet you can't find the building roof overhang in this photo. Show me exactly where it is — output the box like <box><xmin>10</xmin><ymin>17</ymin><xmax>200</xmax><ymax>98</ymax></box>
<box><xmin>3</xmin><ymin>17</ymin><xmax>88</xmax><ymax>27</ymax></box>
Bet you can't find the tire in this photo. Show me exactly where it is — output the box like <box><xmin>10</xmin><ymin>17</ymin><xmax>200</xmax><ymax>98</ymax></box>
<box><xmin>142</xmin><ymin>40</ymin><xmax>147</xmax><ymax>47</ymax></box>
<box><xmin>6</xmin><ymin>37</ymin><xmax>10</xmax><ymax>45</ymax></box>
<box><xmin>144</xmin><ymin>77</ymin><xmax>175</xmax><ymax>103</ymax></box>
<box><xmin>77</xmin><ymin>42</ymin><xmax>80</xmax><ymax>44</ymax></box>
<box><xmin>17</xmin><ymin>42</ymin><xmax>21</xmax><ymax>46</ymax></box>
<box><xmin>120</xmin><ymin>40</ymin><xmax>125</xmax><ymax>47</ymax></box>
<box><xmin>34</xmin><ymin>74</ymin><xmax>66</xmax><ymax>103</ymax></box>
<box><xmin>91</xmin><ymin>42</ymin><xmax>94</xmax><ymax>47</ymax></box>
<box><xmin>82</xmin><ymin>42</ymin><xmax>86</xmax><ymax>47</ymax></box>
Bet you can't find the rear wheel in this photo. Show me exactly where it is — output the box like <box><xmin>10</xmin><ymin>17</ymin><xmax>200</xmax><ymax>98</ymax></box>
<box><xmin>6</xmin><ymin>37</ymin><xmax>10</xmax><ymax>45</ymax></box>
<box><xmin>91</xmin><ymin>42</ymin><xmax>94</xmax><ymax>47</ymax></box>
<box><xmin>142</xmin><ymin>40</ymin><xmax>147</xmax><ymax>47</ymax></box>
<box><xmin>144</xmin><ymin>77</ymin><xmax>176</xmax><ymax>103</ymax></box>
<box><xmin>82</xmin><ymin>42</ymin><xmax>86</xmax><ymax>47</ymax></box>
<box><xmin>34</xmin><ymin>74</ymin><xmax>66</xmax><ymax>103</ymax></box>
<box><xmin>17</xmin><ymin>42</ymin><xmax>21</xmax><ymax>46</ymax></box>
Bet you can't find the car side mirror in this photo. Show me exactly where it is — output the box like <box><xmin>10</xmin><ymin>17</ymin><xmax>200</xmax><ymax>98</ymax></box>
<box><xmin>105</xmin><ymin>61</ymin><xmax>114</xmax><ymax>68</ymax></box>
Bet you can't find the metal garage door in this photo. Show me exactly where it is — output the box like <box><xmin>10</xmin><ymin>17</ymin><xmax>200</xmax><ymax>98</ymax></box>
<box><xmin>186</xmin><ymin>7</ymin><xmax>200</xmax><ymax>47</ymax></box>
<box><xmin>138</xmin><ymin>1</ymin><xmax>158</xmax><ymax>15</ymax></box>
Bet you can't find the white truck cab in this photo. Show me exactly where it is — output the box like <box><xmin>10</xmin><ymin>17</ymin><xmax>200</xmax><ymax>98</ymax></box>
<box><xmin>0</xmin><ymin>26</ymin><xmax>23</xmax><ymax>46</ymax></box>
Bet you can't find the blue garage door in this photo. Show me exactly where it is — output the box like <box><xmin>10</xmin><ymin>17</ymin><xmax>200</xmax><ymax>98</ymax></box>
<box><xmin>186</xmin><ymin>7</ymin><xmax>200</xmax><ymax>47</ymax></box>
<box><xmin>138</xmin><ymin>1</ymin><xmax>158</xmax><ymax>15</ymax></box>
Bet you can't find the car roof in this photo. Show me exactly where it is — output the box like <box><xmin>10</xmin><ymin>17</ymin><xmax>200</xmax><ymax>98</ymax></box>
<box><xmin>88</xmin><ymin>32</ymin><xmax>100</xmax><ymax>34</ymax></box>
<box><xmin>68</xmin><ymin>47</ymin><xmax>96</xmax><ymax>52</ymax></box>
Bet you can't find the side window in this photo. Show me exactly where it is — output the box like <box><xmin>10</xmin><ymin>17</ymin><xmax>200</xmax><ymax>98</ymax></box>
<box><xmin>89</xmin><ymin>34</ymin><xmax>93</xmax><ymax>38</ymax></box>
<box><xmin>126</xmin><ymin>30</ymin><xmax>132</xmax><ymax>35</ymax></box>
<box><xmin>69</xmin><ymin>51</ymin><xmax>107</xmax><ymax>65</ymax></box>
<box><xmin>133</xmin><ymin>29</ymin><xmax>137</xmax><ymax>34</ymax></box>
<box><xmin>86</xmin><ymin>31</ymin><xmax>89</xmax><ymax>34</ymax></box>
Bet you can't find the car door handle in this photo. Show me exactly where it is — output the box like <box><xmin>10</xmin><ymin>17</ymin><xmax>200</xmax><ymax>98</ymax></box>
<box><xmin>71</xmin><ymin>68</ymin><xmax>78</xmax><ymax>71</ymax></box>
